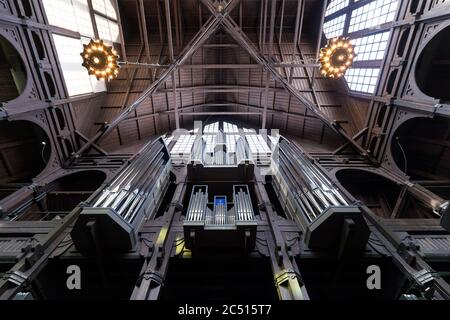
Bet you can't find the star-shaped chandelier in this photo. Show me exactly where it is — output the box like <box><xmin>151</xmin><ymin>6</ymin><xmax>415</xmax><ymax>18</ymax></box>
<box><xmin>81</xmin><ymin>39</ymin><xmax>120</xmax><ymax>81</ymax></box>
<box><xmin>319</xmin><ymin>37</ymin><xmax>355</xmax><ymax>79</ymax></box>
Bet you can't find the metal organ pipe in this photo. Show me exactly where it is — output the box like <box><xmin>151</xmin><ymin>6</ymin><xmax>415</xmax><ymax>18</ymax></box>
<box><xmin>234</xmin><ymin>186</ymin><xmax>254</xmax><ymax>222</ymax></box>
<box><xmin>91</xmin><ymin>139</ymin><xmax>170</xmax><ymax>224</ymax></box>
<box><xmin>71</xmin><ymin>138</ymin><xmax>171</xmax><ymax>253</ymax></box>
<box><xmin>273</xmin><ymin>139</ymin><xmax>349</xmax><ymax>223</ymax></box>
<box><xmin>183</xmin><ymin>185</ymin><xmax>257</xmax><ymax>250</ymax></box>
<box><xmin>187</xmin><ymin>187</ymin><xmax>208</xmax><ymax>222</ymax></box>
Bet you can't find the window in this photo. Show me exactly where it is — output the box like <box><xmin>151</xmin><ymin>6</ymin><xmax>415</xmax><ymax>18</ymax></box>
<box><xmin>323</xmin><ymin>14</ymin><xmax>346</xmax><ymax>39</ymax></box>
<box><xmin>171</xmin><ymin>135</ymin><xmax>196</xmax><ymax>155</ymax></box>
<box><xmin>224</xmin><ymin>122</ymin><xmax>239</xmax><ymax>133</ymax></box>
<box><xmin>326</xmin><ymin>0</ymin><xmax>349</xmax><ymax>16</ymax></box>
<box><xmin>95</xmin><ymin>14</ymin><xmax>120</xmax><ymax>43</ymax></box>
<box><xmin>323</xmin><ymin>0</ymin><xmax>399</xmax><ymax>95</ymax></box>
<box><xmin>203</xmin><ymin>135</ymin><xmax>216</xmax><ymax>153</ymax></box>
<box><xmin>92</xmin><ymin>0</ymin><xmax>121</xmax><ymax>44</ymax></box>
<box><xmin>345</xmin><ymin>68</ymin><xmax>380</xmax><ymax>94</ymax></box>
<box><xmin>246</xmin><ymin>135</ymin><xmax>272</xmax><ymax>155</ymax></box>
<box><xmin>43</xmin><ymin>0</ymin><xmax>109</xmax><ymax>96</ymax></box>
<box><xmin>352</xmin><ymin>32</ymin><xmax>390</xmax><ymax>61</ymax></box>
<box><xmin>166</xmin><ymin>123</ymin><xmax>276</xmax><ymax>166</ymax></box>
<box><xmin>226</xmin><ymin>135</ymin><xmax>240</xmax><ymax>153</ymax></box>
<box><xmin>43</xmin><ymin>0</ymin><xmax>94</xmax><ymax>37</ymax></box>
<box><xmin>349</xmin><ymin>0</ymin><xmax>399</xmax><ymax>33</ymax></box>
<box><xmin>92</xmin><ymin>0</ymin><xmax>118</xmax><ymax>20</ymax></box>
<box><xmin>204</xmin><ymin>122</ymin><xmax>220</xmax><ymax>134</ymax></box>
<box><xmin>52</xmin><ymin>35</ymin><xmax>106</xmax><ymax>96</ymax></box>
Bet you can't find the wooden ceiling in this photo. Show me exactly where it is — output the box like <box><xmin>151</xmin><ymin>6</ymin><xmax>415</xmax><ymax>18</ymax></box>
<box><xmin>73</xmin><ymin>0</ymin><xmax>370</xmax><ymax>153</ymax></box>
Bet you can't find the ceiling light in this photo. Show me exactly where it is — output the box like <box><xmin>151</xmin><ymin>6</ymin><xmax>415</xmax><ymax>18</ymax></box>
<box><xmin>81</xmin><ymin>39</ymin><xmax>120</xmax><ymax>81</ymax></box>
<box><xmin>319</xmin><ymin>37</ymin><xmax>355</xmax><ymax>79</ymax></box>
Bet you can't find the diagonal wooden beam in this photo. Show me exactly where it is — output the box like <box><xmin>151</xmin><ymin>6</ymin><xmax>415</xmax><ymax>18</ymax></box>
<box><xmin>138</xmin><ymin>0</ymin><xmax>151</xmax><ymax>78</ymax></box>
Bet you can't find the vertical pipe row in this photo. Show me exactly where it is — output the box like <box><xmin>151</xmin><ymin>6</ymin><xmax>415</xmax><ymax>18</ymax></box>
<box><xmin>92</xmin><ymin>139</ymin><xmax>170</xmax><ymax>224</ymax></box>
<box><xmin>273</xmin><ymin>139</ymin><xmax>350</xmax><ymax>223</ymax></box>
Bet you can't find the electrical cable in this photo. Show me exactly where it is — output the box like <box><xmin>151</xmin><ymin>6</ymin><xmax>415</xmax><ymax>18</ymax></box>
<box><xmin>396</xmin><ymin>136</ymin><xmax>408</xmax><ymax>173</ymax></box>
<box><xmin>40</xmin><ymin>141</ymin><xmax>47</xmax><ymax>164</ymax></box>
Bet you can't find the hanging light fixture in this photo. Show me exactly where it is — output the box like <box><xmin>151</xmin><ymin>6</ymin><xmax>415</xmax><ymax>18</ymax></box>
<box><xmin>81</xmin><ymin>39</ymin><xmax>120</xmax><ymax>81</ymax></box>
<box><xmin>319</xmin><ymin>37</ymin><xmax>355</xmax><ymax>79</ymax></box>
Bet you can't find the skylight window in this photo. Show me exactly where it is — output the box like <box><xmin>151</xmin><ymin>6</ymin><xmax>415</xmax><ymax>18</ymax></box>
<box><xmin>325</xmin><ymin>0</ymin><xmax>349</xmax><ymax>17</ymax></box>
<box><xmin>323</xmin><ymin>14</ymin><xmax>346</xmax><ymax>39</ymax></box>
<box><xmin>52</xmin><ymin>35</ymin><xmax>106</xmax><ymax>96</ymax></box>
<box><xmin>95</xmin><ymin>14</ymin><xmax>121</xmax><ymax>43</ymax></box>
<box><xmin>345</xmin><ymin>68</ymin><xmax>380</xmax><ymax>94</ymax></box>
<box><xmin>43</xmin><ymin>0</ymin><xmax>95</xmax><ymax>37</ymax></box>
<box><xmin>92</xmin><ymin>0</ymin><xmax>118</xmax><ymax>20</ymax></box>
<box><xmin>349</xmin><ymin>0</ymin><xmax>399</xmax><ymax>33</ymax></box>
<box><xmin>352</xmin><ymin>32</ymin><xmax>390</xmax><ymax>61</ymax></box>
<box><xmin>322</xmin><ymin>0</ymin><xmax>399</xmax><ymax>95</ymax></box>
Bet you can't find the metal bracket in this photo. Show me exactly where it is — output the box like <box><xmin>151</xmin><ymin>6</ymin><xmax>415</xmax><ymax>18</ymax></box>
<box><xmin>275</xmin><ymin>269</ymin><xmax>304</xmax><ymax>287</ymax></box>
<box><xmin>414</xmin><ymin>269</ymin><xmax>435</xmax><ymax>287</ymax></box>
<box><xmin>3</xmin><ymin>271</ymin><xmax>29</xmax><ymax>288</ymax></box>
<box><xmin>139</xmin><ymin>270</ymin><xmax>164</xmax><ymax>287</ymax></box>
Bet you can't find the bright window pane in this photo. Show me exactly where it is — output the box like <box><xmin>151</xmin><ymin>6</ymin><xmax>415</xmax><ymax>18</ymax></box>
<box><xmin>203</xmin><ymin>135</ymin><xmax>216</xmax><ymax>153</ymax></box>
<box><xmin>43</xmin><ymin>0</ymin><xmax>94</xmax><ymax>37</ymax></box>
<box><xmin>92</xmin><ymin>0</ymin><xmax>118</xmax><ymax>20</ymax></box>
<box><xmin>43</xmin><ymin>0</ymin><xmax>79</xmax><ymax>33</ymax></box>
<box><xmin>246</xmin><ymin>135</ymin><xmax>272</xmax><ymax>155</ymax></box>
<box><xmin>95</xmin><ymin>15</ymin><xmax>121</xmax><ymax>43</ymax></box>
<box><xmin>52</xmin><ymin>35</ymin><xmax>106</xmax><ymax>96</ymax></box>
<box><xmin>226</xmin><ymin>135</ymin><xmax>240</xmax><ymax>153</ymax></box>
<box><xmin>73</xmin><ymin>0</ymin><xmax>95</xmax><ymax>37</ymax></box>
<box><xmin>349</xmin><ymin>0</ymin><xmax>399</xmax><ymax>33</ymax></box>
<box><xmin>352</xmin><ymin>32</ymin><xmax>390</xmax><ymax>61</ymax></box>
<box><xmin>204</xmin><ymin>122</ymin><xmax>220</xmax><ymax>134</ymax></box>
<box><xmin>345</xmin><ymin>68</ymin><xmax>380</xmax><ymax>94</ymax></box>
<box><xmin>171</xmin><ymin>135</ymin><xmax>196</xmax><ymax>155</ymax></box>
<box><xmin>326</xmin><ymin>0</ymin><xmax>349</xmax><ymax>16</ymax></box>
<box><xmin>224</xmin><ymin>122</ymin><xmax>239</xmax><ymax>133</ymax></box>
<box><xmin>323</xmin><ymin>14</ymin><xmax>346</xmax><ymax>39</ymax></box>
